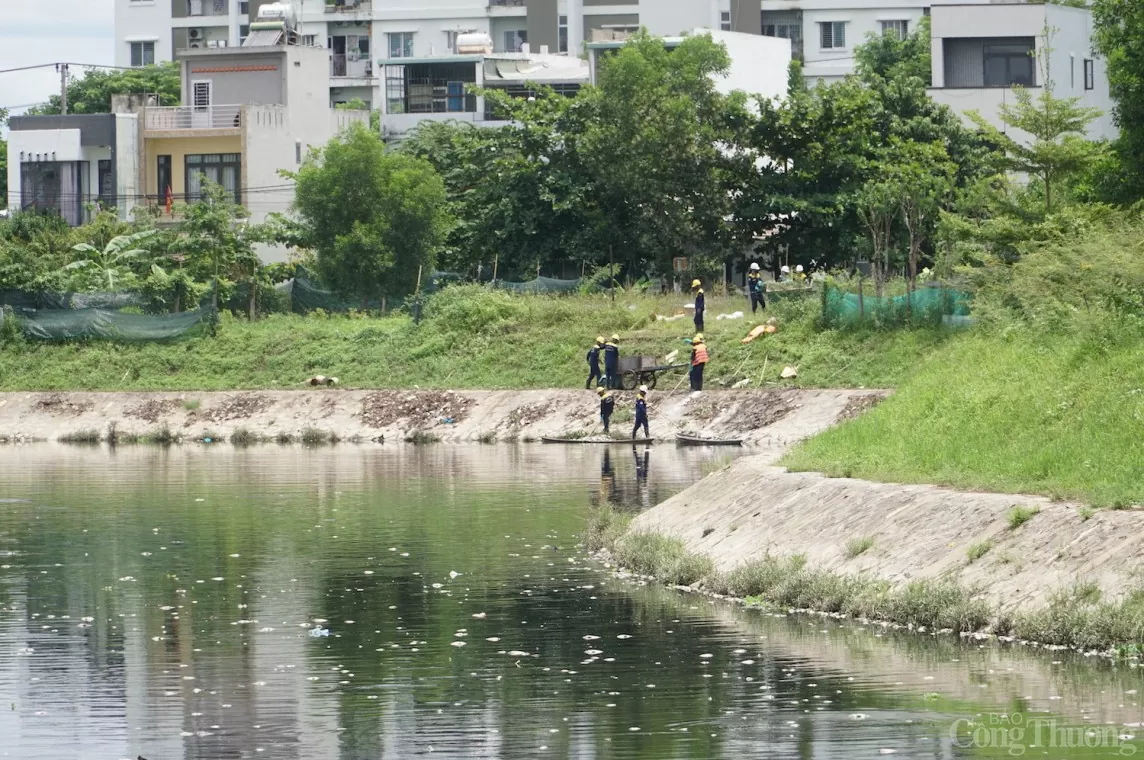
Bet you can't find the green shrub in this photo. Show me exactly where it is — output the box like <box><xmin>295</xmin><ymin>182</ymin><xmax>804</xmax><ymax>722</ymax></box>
<box><xmin>1007</xmin><ymin>506</ymin><xmax>1040</xmax><ymax>530</ymax></box>
<box><xmin>845</xmin><ymin>536</ymin><xmax>875</xmax><ymax>558</ymax></box>
<box><xmin>966</xmin><ymin>540</ymin><xmax>995</xmax><ymax>563</ymax></box>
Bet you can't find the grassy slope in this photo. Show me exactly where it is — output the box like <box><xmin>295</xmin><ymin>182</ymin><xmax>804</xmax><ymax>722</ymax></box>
<box><xmin>783</xmin><ymin>329</ymin><xmax>1144</xmax><ymax>507</ymax></box>
<box><xmin>0</xmin><ymin>290</ymin><xmax>953</xmax><ymax>391</ymax></box>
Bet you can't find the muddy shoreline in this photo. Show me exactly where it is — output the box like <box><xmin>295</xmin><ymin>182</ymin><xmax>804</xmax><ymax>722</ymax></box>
<box><xmin>0</xmin><ymin>388</ymin><xmax>882</xmax><ymax>446</ymax></box>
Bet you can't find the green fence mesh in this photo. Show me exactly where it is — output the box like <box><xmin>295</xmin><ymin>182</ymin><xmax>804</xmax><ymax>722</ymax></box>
<box><xmin>821</xmin><ymin>283</ymin><xmax>971</xmax><ymax>327</ymax></box>
<box><xmin>491</xmin><ymin>276</ymin><xmax>582</xmax><ymax>294</ymax></box>
<box><xmin>17</xmin><ymin>306</ymin><xmax>215</xmax><ymax>342</ymax></box>
<box><xmin>277</xmin><ymin>268</ymin><xmax>465</xmax><ymax>313</ymax></box>
<box><xmin>0</xmin><ymin>290</ymin><xmax>142</xmax><ymax>310</ymax></box>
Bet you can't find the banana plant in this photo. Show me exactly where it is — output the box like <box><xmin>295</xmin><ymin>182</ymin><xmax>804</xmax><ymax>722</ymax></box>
<box><xmin>67</xmin><ymin>229</ymin><xmax>159</xmax><ymax>291</ymax></box>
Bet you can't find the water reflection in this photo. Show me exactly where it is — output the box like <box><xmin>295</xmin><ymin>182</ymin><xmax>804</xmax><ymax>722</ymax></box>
<box><xmin>0</xmin><ymin>444</ymin><xmax>1140</xmax><ymax>759</ymax></box>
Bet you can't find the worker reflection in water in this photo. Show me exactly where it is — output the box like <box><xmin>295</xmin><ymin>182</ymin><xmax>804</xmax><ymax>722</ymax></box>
<box><xmin>632</xmin><ymin>385</ymin><xmax>650</xmax><ymax>440</ymax></box>
<box><xmin>690</xmin><ymin>333</ymin><xmax>708</xmax><ymax>392</ymax></box>
<box><xmin>633</xmin><ymin>444</ymin><xmax>651</xmax><ymax>509</ymax></box>
<box><xmin>599</xmin><ymin>448</ymin><xmax>616</xmax><ymax>506</ymax></box>
<box><xmin>691</xmin><ymin>279</ymin><xmax>705</xmax><ymax>332</ymax></box>
<box><xmin>586</xmin><ymin>336</ymin><xmax>604</xmax><ymax>389</ymax></box>
<box><xmin>598</xmin><ymin>387</ymin><xmax>614</xmax><ymax>433</ymax></box>
<box><xmin>603</xmin><ymin>334</ymin><xmax>620</xmax><ymax>390</ymax></box>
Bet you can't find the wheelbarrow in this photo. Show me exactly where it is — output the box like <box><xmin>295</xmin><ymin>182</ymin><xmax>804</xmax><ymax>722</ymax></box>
<box><xmin>617</xmin><ymin>355</ymin><xmax>689</xmax><ymax>391</ymax></box>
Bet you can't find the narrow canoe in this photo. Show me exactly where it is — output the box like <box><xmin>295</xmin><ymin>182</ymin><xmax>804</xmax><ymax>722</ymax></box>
<box><xmin>541</xmin><ymin>437</ymin><xmax>654</xmax><ymax>445</ymax></box>
<box><xmin>675</xmin><ymin>433</ymin><xmax>743</xmax><ymax>447</ymax></box>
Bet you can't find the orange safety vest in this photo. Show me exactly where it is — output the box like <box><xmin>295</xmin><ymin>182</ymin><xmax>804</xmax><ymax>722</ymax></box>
<box><xmin>691</xmin><ymin>343</ymin><xmax>709</xmax><ymax>366</ymax></box>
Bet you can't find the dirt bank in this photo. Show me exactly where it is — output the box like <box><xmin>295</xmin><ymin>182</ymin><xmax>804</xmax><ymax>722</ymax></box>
<box><xmin>0</xmin><ymin>388</ymin><xmax>883</xmax><ymax>445</ymax></box>
<box><xmin>631</xmin><ymin>457</ymin><xmax>1144</xmax><ymax>614</ymax></box>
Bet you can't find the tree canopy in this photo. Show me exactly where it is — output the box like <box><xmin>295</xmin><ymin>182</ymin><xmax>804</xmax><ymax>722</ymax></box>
<box><xmin>289</xmin><ymin>123</ymin><xmax>450</xmax><ymax>305</ymax></box>
<box><xmin>1092</xmin><ymin>0</ymin><xmax>1144</xmax><ymax>202</ymax></box>
<box><xmin>29</xmin><ymin>63</ymin><xmax>181</xmax><ymax>115</ymax></box>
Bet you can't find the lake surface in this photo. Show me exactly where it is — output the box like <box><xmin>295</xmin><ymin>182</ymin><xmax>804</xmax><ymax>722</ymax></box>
<box><xmin>1</xmin><ymin>444</ymin><xmax>1142</xmax><ymax>760</ymax></box>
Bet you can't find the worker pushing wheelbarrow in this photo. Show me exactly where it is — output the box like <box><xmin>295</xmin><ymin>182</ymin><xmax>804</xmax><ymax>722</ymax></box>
<box><xmin>616</xmin><ymin>355</ymin><xmax>689</xmax><ymax>391</ymax></box>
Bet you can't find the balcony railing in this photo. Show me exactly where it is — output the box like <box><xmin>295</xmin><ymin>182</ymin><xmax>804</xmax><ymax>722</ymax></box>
<box><xmin>330</xmin><ymin>53</ymin><xmax>373</xmax><ymax>79</ymax></box>
<box><xmin>490</xmin><ymin>0</ymin><xmax>525</xmax><ymax>6</ymax></box>
<box><xmin>324</xmin><ymin>0</ymin><xmax>371</xmax><ymax>13</ymax></box>
<box><xmin>185</xmin><ymin>0</ymin><xmax>229</xmax><ymax>17</ymax></box>
<box><xmin>145</xmin><ymin>105</ymin><xmax>243</xmax><ymax>131</ymax></box>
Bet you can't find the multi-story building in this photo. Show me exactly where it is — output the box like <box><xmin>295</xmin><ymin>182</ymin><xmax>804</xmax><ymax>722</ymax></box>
<box><xmin>117</xmin><ymin>0</ymin><xmax>763</xmax><ymax>109</ymax></box>
<box><xmin>10</xmin><ymin>36</ymin><xmax>366</xmax><ymax>261</ymax></box>
<box><xmin>927</xmin><ymin>2</ymin><xmax>1116</xmax><ymax>142</ymax></box>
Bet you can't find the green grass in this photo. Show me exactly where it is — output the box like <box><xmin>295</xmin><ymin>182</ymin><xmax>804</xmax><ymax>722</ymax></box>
<box><xmin>58</xmin><ymin>429</ymin><xmax>101</xmax><ymax>445</ymax></box>
<box><xmin>844</xmin><ymin>535</ymin><xmax>875</xmax><ymax>558</ymax></box>
<box><xmin>1007</xmin><ymin>505</ymin><xmax>1040</xmax><ymax>530</ymax></box>
<box><xmin>0</xmin><ymin>287</ymin><xmax>952</xmax><ymax>392</ymax></box>
<box><xmin>783</xmin><ymin>328</ymin><xmax>1144</xmax><ymax>508</ymax></box>
<box><xmin>966</xmin><ymin>540</ymin><xmax>995</xmax><ymax>563</ymax></box>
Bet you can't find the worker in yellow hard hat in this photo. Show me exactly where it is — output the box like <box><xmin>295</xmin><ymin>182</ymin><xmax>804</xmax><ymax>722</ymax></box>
<box><xmin>602</xmin><ymin>334</ymin><xmax>620</xmax><ymax>390</ymax></box>
<box><xmin>691</xmin><ymin>279</ymin><xmax>705</xmax><ymax>332</ymax></box>
<box><xmin>586</xmin><ymin>336</ymin><xmax>604</xmax><ymax>389</ymax></box>
<box><xmin>632</xmin><ymin>385</ymin><xmax>650</xmax><ymax>440</ymax></box>
<box><xmin>690</xmin><ymin>333</ymin><xmax>709</xmax><ymax>392</ymax></box>
<box><xmin>597</xmin><ymin>387</ymin><xmax>614</xmax><ymax>433</ymax></box>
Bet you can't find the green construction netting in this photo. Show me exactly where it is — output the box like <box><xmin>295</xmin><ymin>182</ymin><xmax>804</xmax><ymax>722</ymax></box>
<box><xmin>277</xmin><ymin>268</ymin><xmax>464</xmax><ymax>313</ymax></box>
<box><xmin>17</xmin><ymin>306</ymin><xmax>215</xmax><ymax>342</ymax></box>
<box><xmin>491</xmin><ymin>276</ymin><xmax>582</xmax><ymax>294</ymax></box>
<box><xmin>822</xmin><ymin>283</ymin><xmax>971</xmax><ymax>327</ymax></box>
<box><xmin>0</xmin><ymin>289</ymin><xmax>142</xmax><ymax>310</ymax></box>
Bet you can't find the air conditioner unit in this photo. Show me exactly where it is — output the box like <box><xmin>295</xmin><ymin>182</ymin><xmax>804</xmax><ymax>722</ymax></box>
<box><xmin>190</xmin><ymin>42</ymin><xmax>202</xmax><ymax>48</ymax></box>
<box><xmin>189</xmin><ymin>27</ymin><xmax>205</xmax><ymax>40</ymax></box>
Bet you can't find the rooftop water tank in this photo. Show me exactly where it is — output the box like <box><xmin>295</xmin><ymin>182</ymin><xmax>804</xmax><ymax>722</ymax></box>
<box><xmin>455</xmin><ymin>32</ymin><xmax>493</xmax><ymax>55</ymax></box>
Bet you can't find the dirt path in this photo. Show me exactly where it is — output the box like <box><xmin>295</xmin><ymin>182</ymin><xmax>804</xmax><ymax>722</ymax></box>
<box><xmin>0</xmin><ymin>388</ymin><xmax>886</xmax><ymax>445</ymax></box>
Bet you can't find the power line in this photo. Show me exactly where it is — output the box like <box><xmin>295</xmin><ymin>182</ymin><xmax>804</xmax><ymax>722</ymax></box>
<box><xmin>0</xmin><ymin>62</ymin><xmax>143</xmax><ymax>76</ymax></box>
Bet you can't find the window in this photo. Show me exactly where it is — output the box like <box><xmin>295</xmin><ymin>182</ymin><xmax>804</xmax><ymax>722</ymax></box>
<box><xmin>192</xmin><ymin>80</ymin><xmax>212</xmax><ymax>109</ymax></box>
<box><xmin>157</xmin><ymin>155</ymin><xmax>172</xmax><ymax>200</ymax></box>
<box><xmin>1084</xmin><ymin>58</ymin><xmax>1094</xmax><ymax>90</ymax></box>
<box><xmin>819</xmin><ymin>22</ymin><xmax>845</xmax><ymax>50</ymax></box>
<box><xmin>445</xmin><ymin>30</ymin><xmax>460</xmax><ymax>53</ymax></box>
<box><xmin>239</xmin><ymin>25</ymin><xmax>249</xmax><ymax>44</ymax></box>
<box><xmin>98</xmin><ymin>160</ymin><xmax>114</xmax><ymax>208</ymax></box>
<box><xmin>880</xmin><ymin>20</ymin><xmax>908</xmax><ymax>40</ymax></box>
<box><xmin>983</xmin><ymin>42</ymin><xmax>1034</xmax><ymax>87</ymax></box>
<box><xmin>386</xmin><ymin>65</ymin><xmax>406</xmax><ymax>113</ymax></box>
<box><xmin>239</xmin><ymin>0</ymin><xmax>248</xmax><ymax>13</ymax></box>
<box><xmin>302</xmin><ymin>34</ymin><xmax>318</xmax><ymax>47</ymax></box>
<box><xmin>720</xmin><ymin>11</ymin><xmax>731</xmax><ymax>32</ymax></box>
<box><xmin>1070</xmin><ymin>53</ymin><xmax>1075</xmax><ymax>89</ymax></box>
<box><xmin>388</xmin><ymin>32</ymin><xmax>414</xmax><ymax>58</ymax></box>
<box><xmin>559</xmin><ymin>15</ymin><xmax>569</xmax><ymax>53</ymax></box>
<box><xmin>129</xmin><ymin>41</ymin><xmax>155</xmax><ymax>67</ymax></box>
<box><xmin>503</xmin><ymin>29</ymin><xmax>527</xmax><ymax>53</ymax></box>
<box><xmin>762</xmin><ymin>23</ymin><xmax>802</xmax><ymax>43</ymax></box>
<box><xmin>185</xmin><ymin>153</ymin><xmax>241</xmax><ymax>204</ymax></box>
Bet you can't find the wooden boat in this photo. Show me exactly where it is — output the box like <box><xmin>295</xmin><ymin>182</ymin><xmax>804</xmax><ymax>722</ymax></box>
<box><xmin>675</xmin><ymin>433</ymin><xmax>743</xmax><ymax>447</ymax></box>
<box><xmin>541</xmin><ymin>436</ymin><xmax>654</xmax><ymax>445</ymax></box>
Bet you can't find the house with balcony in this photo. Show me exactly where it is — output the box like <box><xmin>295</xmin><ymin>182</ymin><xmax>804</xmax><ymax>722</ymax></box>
<box><xmin>927</xmin><ymin>2</ymin><xmax>1116</xmax><ymax>143</ymax></box>
<box><xmin>141</xmin><ymin>42</ymin><xmax>364</xmax><ymax>221</ymax></box>
<box><xmin>378</xmin><ymin>46</ymin><xmax>588</xmax><ymax>140</ymax></box>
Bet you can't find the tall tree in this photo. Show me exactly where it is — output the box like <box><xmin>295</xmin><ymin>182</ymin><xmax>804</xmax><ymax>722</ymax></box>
<box><xmin>968</xmin><ymin>36</ymin><xmax>1103</xmax><ymax>214</ymax></box>
<box><xmin>288</xmin><ymin>123</ymin><xmax>450</xmax><ymax>306</ymax></box>
<box><xmin>1092</xmin><ymin>0</ymin><xmax>1144</xmax><ymax>201</ymax></box>
<box><xmin>29</xmin><ymin>63</ymin><xmax>181</xmax><ymax>115</ymax></box>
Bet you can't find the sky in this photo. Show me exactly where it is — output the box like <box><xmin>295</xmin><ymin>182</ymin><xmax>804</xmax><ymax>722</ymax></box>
<box><xmin>0</xmin><ymin>0</ymin><xmax>115</xmax><ymax>119</ymax></box>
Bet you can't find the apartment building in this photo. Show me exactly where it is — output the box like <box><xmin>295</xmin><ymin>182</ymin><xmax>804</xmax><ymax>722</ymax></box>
<box><xmin>117</xmin><ymin>0</ymin><xmax>758</xmax><ymax>109</ymax></box>
<box><xmin>927</xmin><ymin>2</ymin><xmax>1116</xmax><ymax>142</ymax></box>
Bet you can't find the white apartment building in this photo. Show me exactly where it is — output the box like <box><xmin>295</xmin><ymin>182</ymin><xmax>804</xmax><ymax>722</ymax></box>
<box><xmin>927</xmin><ymin>2</ymin><xmax>1116</xmax><ymax>142</ymax></box>
<box><xmin>116</xmin><ymin>0</ymin><xmax>757</xmax><ymax>109</ymax></box>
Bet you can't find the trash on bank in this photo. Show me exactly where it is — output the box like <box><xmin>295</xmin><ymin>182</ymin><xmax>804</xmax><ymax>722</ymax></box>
<box><xmin>781</xmin><ymin>366</ymin><xmax>799</xmax><ymax>379</ymax></box>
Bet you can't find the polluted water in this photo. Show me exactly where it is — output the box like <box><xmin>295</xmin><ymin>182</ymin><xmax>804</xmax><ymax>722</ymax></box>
<box><xmin>0</xmin><ymin>444</ymin><xmax>1142</xmax><ymax>758</ymax></box>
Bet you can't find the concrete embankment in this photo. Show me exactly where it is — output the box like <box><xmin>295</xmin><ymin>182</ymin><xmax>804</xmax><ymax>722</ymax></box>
<box><xmin>0</xmin><ymin>388</ymin><xmax>883</xmax><ymax>445</ymax></box>
<box><xmin>631</xmin><ymin>457</ymin><xmax>1144</xmax><ymax>613</ymax></box>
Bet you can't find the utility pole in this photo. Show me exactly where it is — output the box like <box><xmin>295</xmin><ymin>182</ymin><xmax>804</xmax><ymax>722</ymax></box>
<box><xmin>57</xmin><ymin>63</ymin><xmax>69</xmax><ymax>114</ymax></box>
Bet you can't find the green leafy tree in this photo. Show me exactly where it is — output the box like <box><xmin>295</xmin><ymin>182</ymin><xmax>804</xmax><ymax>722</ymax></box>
<box><xmin>288</xmin><ymin>123</ymin><xmax>450</xmax><ymax>306</ymax></box>
<box><xmin>29</xmin><ymin>63</ymin><xmax>181</xmax><ymax>115</ymax></box>
<box><xmin>855</xmin><ymin>16</ymin><xmax>932</xmax><ymax>84</ymax></box>
<box><xmin>67</xmin><ymin>229</ymin><xmax>158</xmax><ymax>290</ymax></box>
<box><xmin>969</xmin><ymin>32</ymin><xmax>1103</xmax><ymax>214</ymax></box>
<box><xmin>886</xmin><ymin>139</ymin><xmax>956</xmax><ymax>294</ymax></box>
<box><xmin>1092</xmin><ymin>0</ymin><xmax>1144</xmax><ymax>201</ymax></box>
